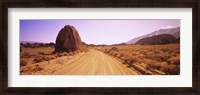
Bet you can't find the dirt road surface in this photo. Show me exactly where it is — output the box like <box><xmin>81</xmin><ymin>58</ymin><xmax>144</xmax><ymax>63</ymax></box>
<box><xmin>32</xmin><ymin>49</ymin><xmax>138</xmax><ymax>75</ymax></box>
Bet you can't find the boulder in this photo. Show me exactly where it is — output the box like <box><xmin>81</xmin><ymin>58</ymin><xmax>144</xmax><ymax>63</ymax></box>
<box><xmin>54</xmin><ymin>25</ymin><xmax>83</xmax><ymax>52</ymax></box>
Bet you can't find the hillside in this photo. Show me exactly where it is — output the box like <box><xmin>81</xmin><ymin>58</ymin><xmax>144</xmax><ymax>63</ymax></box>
<box><xmin>126</xmin><ymin>27</ymin><xmax>180</xmax><ymax>44</ymax></box>
<box><xmin>135</xmin><ymin>34</ymin><xmax>177</xmax><ymax>45</ymax></box>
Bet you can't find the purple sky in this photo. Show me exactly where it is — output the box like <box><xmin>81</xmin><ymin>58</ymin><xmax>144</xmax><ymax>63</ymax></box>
<box><xmin>20</xmin><ymin>20</ymin><xmax>180</xmax><ymax>45</ymax></box>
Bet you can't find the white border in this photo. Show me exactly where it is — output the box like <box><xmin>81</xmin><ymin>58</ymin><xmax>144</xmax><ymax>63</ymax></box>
<box><xmin>8</xmin><ymin>8</ymin><xmax>192</xmax><ymax>87</ymax></box>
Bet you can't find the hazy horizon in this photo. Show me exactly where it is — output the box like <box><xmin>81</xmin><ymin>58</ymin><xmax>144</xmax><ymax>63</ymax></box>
<box><xmin>20</xmin><ymin>20</ymin><xmax>180</xmax><ymax>45</ymax></box>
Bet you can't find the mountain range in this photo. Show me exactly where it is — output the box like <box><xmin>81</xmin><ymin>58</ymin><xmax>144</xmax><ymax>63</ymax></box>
<box><xmin>135</xmin><ymin>34</ymin><xmax>177</xmax><ymax>45</ymax></box>
<box><xmin>126</xmin><ymin>27</ymin><xmax>180</xmax><ymax>44</ymax></box>
<box><xmin>20</xmin><ymin>41</ymin><xmax>43</xmax><ymax>44</ymax></box>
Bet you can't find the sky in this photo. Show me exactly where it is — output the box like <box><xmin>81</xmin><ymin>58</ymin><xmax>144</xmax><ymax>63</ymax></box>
<box><xmin>20</xmin><ymin>20</ymin><xmax>180</xmax><ymax>45</ymax></box>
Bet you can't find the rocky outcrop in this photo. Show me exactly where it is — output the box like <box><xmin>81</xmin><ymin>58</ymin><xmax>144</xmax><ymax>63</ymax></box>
<box><xmin>54</xmin><ymin>25</ymin><xmax>83</xmax><ymax>52</ymax></box>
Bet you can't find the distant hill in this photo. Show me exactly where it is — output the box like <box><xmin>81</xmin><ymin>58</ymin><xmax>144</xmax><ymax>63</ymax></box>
<box><xmin>135</xmin><ymin>34</ymin><xmax>177</xmax><ymax>45</ymax></box>
<box><xmin>175</xmin><ymin>37</ymin><xmax>180</xmax><ymax>43</ymax></box>
<box><xmin>126</xmin><ymin>27</ymin><xmax>180</xmax><ymax>44</ymax></box>
<box><xmin>20</xmin><ymin>41</ymin><xmax>43</xmax><ymax>44</ymax></box>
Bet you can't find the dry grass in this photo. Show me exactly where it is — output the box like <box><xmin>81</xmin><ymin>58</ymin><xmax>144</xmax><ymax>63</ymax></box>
<box><xmin>20</xmin><ymin>47</ymin><xmax>89</xmax><ymax>64</ymax></box>
<box><xmin>96</xmin><ymin>44</ymin><xmax>180</xmax><ymax>75</ymax></box>
<box><xmin>167</xmin><ymin>56</ymin><xmax>180</xmax><ymax>65</ymax></box>
<box><xmin>33</xmin><ymin>55</ymin><xmax>43</xmax><ymax>63</ymax></box>
<box><xmin>20</xmin><ymin>58</ymin><xmax>28</xmax><ymax>66</ymax></box>
<box><xmin>20</xmin><ymin>44</ymin><xmax>179</xmax><ymax>75</ymax></box>
<box><xmin>43</xmin><ymin>55</ymin><xmax>55</xmax><ymax>61</ymax></box>
<box><xmin>20</xmin><ymin>46</ymin><xmax>89</xmax><ymax>75</ymax></box>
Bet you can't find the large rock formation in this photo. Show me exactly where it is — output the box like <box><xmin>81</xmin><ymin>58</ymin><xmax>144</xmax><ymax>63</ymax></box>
<box><xmin>54</xmin><ymin>25</ymin><xmax>83</xmax><ymax>52</ymax></box>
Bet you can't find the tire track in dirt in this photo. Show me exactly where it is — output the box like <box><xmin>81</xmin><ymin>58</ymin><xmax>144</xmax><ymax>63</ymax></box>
<box><xmin>49</xmin><ymin>49</ymin><xmax>139</xmax><ymax>75</ymax></box>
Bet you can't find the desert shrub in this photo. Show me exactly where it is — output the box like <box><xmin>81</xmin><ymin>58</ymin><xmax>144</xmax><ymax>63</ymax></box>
<box><xmin>68</xmin><ymin>52</ymin><xmax>73</xmax><ymax>56</ymax></box>
<box><xmin>58</xmin><ymin>52</ymin><xmax>66</xmax><ymax>56</ymax></box>
<box><xmin>131</xmin><ymin>53</ymin><xmax>137</xmax><ymax>56</ymax></box>
<box><xmin>57</xmin><ymin>52</ymin><xmax>67</xmax><ymax>57</ymax></box>
<box><xmin>132</xmin><ymin>56</ymin><xmax>143</xmax><ymax>63</ymax></box>
<box><xmin>167</xmin><ymin>56</ymin><xmax>180</xmax><ymax>65</ymax></box>
<box><xmin>170</xmin><ymin>53</ymin><xmax>177</xmax><ymax>57</ymax></box>
<box><xmin>70</xmin><ymin>52</ymin><xmax>76</xmax><ymax>56</ymax></box>
<box><xmin>130</xmin><ymin>57</ymin><xmax>138</xmax><ymax>63</ymax></box>
<box><xmin>153</xmin><ymin>50</ymin><xmax>160</xmax><ymax>54</ymax></box>
<box><xmin>32</xmin><ymin>64</ymin><xmax>43</xmax><ymax>72</ymax></box>
<box><xmin>160</xmin><ymin>54</ymin><xmax>171</xmax><ymax>61</ymax></box>
<box><xmin>111</xmin><ymin>52</ymin><xmax>118</xmax><ymax>56</ymax></box>
<box><xmin>111</xmin><ymin>51</ymin><xmax>116</xmax><ymax>56</ymax></box>
<box><xmin>146</xmin><ymin>59</ymin><xmax>170</xmax><ymax>70</ymax></box>
<box><xmin>108</xmin><ymin>51</ymin><xmax>113</xmax><ymax>55</ymax></box>
<box><xmin>76</xmin><ymin>50</ymin><xmax>80</xmax><ymax>53</ymax></box>
<box><xmin>123</xmin><ymin>55</ymin><xmax>137</xmax><ymax>66</ymax></box>
<box><xmin>146</xmin><ymin>55</ymin><xmax>162</xmax><ymax>62</ymax></box>
<box><xmin>64</xmin><ymin>52</ymin><xmax>69</xmax><ymax>56</ymax></box>
<box><xmin>119</xmin><ymin>56</ymin><xmax>125</xmax><ymax>60</ymax></box>
<box><xmin>119</xmin><ymin>51</ymin><xmax>127</xmax><ymax>57</ymax></box>
<box><xmin>147</xmin><ymin>53</ymin><xmax>171</xmax><ymax>62</ymax></box>
<box><xmin>73</xmin><ymin>51</ymin><xmax>77</xmax><ymax>55</ymax></box>
<box><xmin>161</xmin><ymin>64</ymin><xmax>180</xmax><ymax>75</ymax></box>
<box><xmin>58</xmin><ymin>53</ymin><xmax>62</xmax><ymax>57</ymax></box>
<box><xmin>51</xmin><ymin>55</ymin><xmax>56</xmax><ymax>59</ymax></box>
<box><xmin>105</xmin><ymin>49</ymin><xmax>111</xmax><ymax>54</ymax></box>
<box><xmin>158</xmin><ymin>62</ymin><xmax>170</xmax><ymax>69</ymax></box>
<box><xmin>53</xmin><ymin>53</ymin><xmax>58</xmax><ymax>58</ymax></box>
<box><xmin>173</xmin><ymin>50</ymin><xmax>180</xmax><ymax>54</ymax></box>
<box><xmin>21</xmin><ymin>52</ymin><xmax>31</xmax><ymax>58</ymax></box>
<box><xmin>35</xmin><ymin>64</ymin><xmax>43</xmax><ymax>71</ymax></box>
<box><xmin>20</xmin><ymin>58</ymin><xmax>28</xmax><ymax>66</ymax></box>
<box><xmin>34</xmin><ymin>56</ymin><xmax>43</xmax><ymax>63</ymax></box>
<box><xmin>161</xmin><ymin>48</ymin><xmax>168</xmax><ymax>52</ymax></box>
<box><xmin>29</xmin><ymin>53</ymin><xmax>36</xmax><ymax>56</ymax></box>
<box><xmin>132</xmin><ymin>64</ymin><xmax>152</xmax><ymax>75</ymax></box>
<box><xmin>62</xmin><ymin>52</ymin><xmax>68</xmax><ymax>56</ymax></box>
<box><xmin>140</xmin><ymin>50</ymin><xmax>148</xmax><ymax>55</ymax></box>
<box><xmin>37</xmin><ymin>67</ymin><xmax>43</xmax><ymax>71</ymax></box>
<box><xmin>146</xmin><ymin>51</ymin><xmax>154</xmax><ymax>55</ymax></box>
<box><xmin>39</xmin><ymin>52</ymin><xmax>45</xmax><ymax>55</ymax></box>
<box><xmin>145</xmin><ymin>59</ymin><xmax>160</xmax><ymax>69</ymax></box>
<box><xmin>135</xmin><ymin>55</ymin><xmax>145</xmax><ymax>62</ymax></box>
<box><xmin>111</xmin><ymin>47</ymin><xmax>118</xmax><ymax>51</ymax></box>
<box><xmin>145</xmin><ymin>59</ymin><xmax>180</xmax><ymax>75</ymax></box>
<box><xmin>43</xmin><ymin>55</ymin><xmax>52</xmax><ymax>61</ymax></box>
<box><xmin>124</xmin><ymin>59</ymin><xmax>131</xmax><ymax>66</ymax></box>
<box><xmin>132</xmin><ymin>52</ymin><xmax>140</xmax><ymax>56</ymax></box>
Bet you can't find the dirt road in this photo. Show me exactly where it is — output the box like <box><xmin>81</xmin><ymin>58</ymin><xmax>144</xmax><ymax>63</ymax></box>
<box><xmin>32</xmin><ymin>49</ymin><xmax>138</xmax><ymax>75</ymax></box>
<box><xmin>54</xmin><ymin>49</ymin><xmax>138</xmax><ymax>75</ymax></box>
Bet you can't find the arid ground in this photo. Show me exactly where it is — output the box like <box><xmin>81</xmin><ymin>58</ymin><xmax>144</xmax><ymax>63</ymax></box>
<box><xmin>20</xmin><ymin>44</ymin><xmax>180</xmax><ymax>75</ymax></box>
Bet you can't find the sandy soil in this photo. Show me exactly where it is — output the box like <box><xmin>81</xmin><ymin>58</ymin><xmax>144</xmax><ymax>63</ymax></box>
<box><xmin>27</xmin><ymin>49</ymin><xmax>138</xmax><ymax>75</ymax></box>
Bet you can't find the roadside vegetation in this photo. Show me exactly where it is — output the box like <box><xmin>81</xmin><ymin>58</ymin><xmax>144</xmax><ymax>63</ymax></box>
<box><xmin>96</xmin><ymin>44</ymin><xmax>180</xmax><ymax>75</ymax></box>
